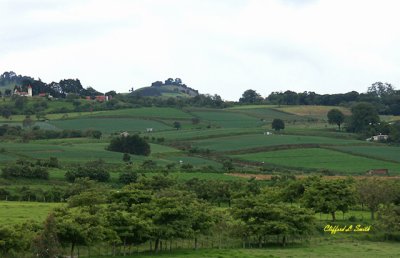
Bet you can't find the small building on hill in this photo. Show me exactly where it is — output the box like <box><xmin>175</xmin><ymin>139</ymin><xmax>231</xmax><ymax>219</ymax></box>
<box><xmin>367</xmin><ymin>134</ymin><xmax>389</xmax><ymax>142</ymax></box>
<box><xmin>14</xmin><ymin>85</ymin><xmax>32</xmax><ymax>97</ymax></box>
<box><xmin>366</xmin><ymin>169</ymin><xmax>389</xmax><ymax>176</ymax></box>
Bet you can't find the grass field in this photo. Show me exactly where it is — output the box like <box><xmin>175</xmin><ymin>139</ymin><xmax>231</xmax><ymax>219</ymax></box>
<box><xmin>228</xmin><ymin>107</ymin><xmax>302</xmax><ymax>121</ymax></box>
<box><xmin>190</xmin><ymin>110</ymin><xmax>264</xmax><ymax>128</ymax></box>
<box><xmin>89</xmin><ymin>241</ymin><xmax>400</xmax><ymax>258</ymax></box>
<box><xmin>49</xmin><ymin>117</ymin><xmax>172</xmax><ymax>134</ymax></box>
<box><xmin>192</xmin><ymin>134</ymin><xmax>365</xmax><ymax>152</ymax></box>
<box><xmin>0</xmin><ymin>201</ymin><xmax>61</xmax><ymax>225</ymax></box>
<box><xmin>89</xmin><ymin>107</ymin><xmax>193</xmax><ymax>119</ymax></box>
<box><xmin>331</xmin><ymin>145</ymin><xmax>400</xmax><ymax>163</ymax></box>
<box><xmin>0</xmin><ymin>142</ymin><xmax>181</xmax><ymax>164</ymax></box>
<box><xmin>275</xmin><ymin>105</ymin><xmax>351</xmax><ymax>118</ymax></box>
<box><xmin>233</xmin><ymin>148</ymin><xmax>400</xmax><ymax>174</ymax></box>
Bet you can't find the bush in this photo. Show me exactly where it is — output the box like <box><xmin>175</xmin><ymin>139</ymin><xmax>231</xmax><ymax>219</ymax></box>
<box><xmin>107</xmin><ymin>135</ymin><xmax>151</xmax><ymax>156</ymax></box>
<box><xmin>65</xmin><ymin>160</ymin><xmax>110</xmax><ymax>182</ymax></box>
<box><xmin>119</xmin><ymin>171</ymin><xmax>138</xmax><ymax>185</ymax></box>
<box><xmin>1</xmin><ymin>163</ymin><xmax>49</xmax><ymax>180</ymax></box>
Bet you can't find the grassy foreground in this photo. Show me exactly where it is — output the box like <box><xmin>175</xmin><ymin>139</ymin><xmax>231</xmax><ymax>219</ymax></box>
<box><xmin>90</xmin><ymin>241</ymin><xmax>400</xmax><ymax>258</ymax></box>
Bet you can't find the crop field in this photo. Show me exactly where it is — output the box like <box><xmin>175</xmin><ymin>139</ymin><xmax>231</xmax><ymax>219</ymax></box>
<box><xmin>331</xmin><ymin>145</ymin><xmax>400</xmax><ymax>163</ymax></box>
<box><xmin>151</xmin><ymin>128</ymin><xmax>264</xmax><ymax>141</ymax></box>
<box><xmin>233</xmin><ymin>148</ymin><xmax>400</xmax><ymax>174</ymax></box>
<box><xmin>275</xmin><ymin>105</ymin><xmax>351</xmax><ymax>118</ymax></box>
<box><xmin>89</xmin><ymin>107</ymin><xmax>193</xmax><ymax>119</ymax></box>
<box><xmin>90</xmin><ymin>241</ymin><xmax>400</xmax><ymax>258</ymax></box>
<box><xmin>49</xmin><ymin>117</ymin><xmax>171</xmax><ymax>133</ymax></box>
<box><xmin>0</xmin><ymin>142</ymin><xmax>181</xmax><ymax>164</ymax></box>
<box><xmin>192</xmin><ymin>134</ymin><xmax>366</xmax><ymax>152</ymax></box>
<box><xmin>144</xmin><ymin>172</ymin><xmax>243</xmax><ymax>181</ymax></box>
<box><xmin>190</xmin><ymin>110</ymin><xmax>264</xmax><ymax>128</ymax></box>
<box><xmin>227</xmin><ymin>107</ymin><xmax>302</xmax><ymax>121</ymax></box>
<box><xmin>0</xmin><ymin>201</ymin><xmax>61</xmax><ymax>225</ymax></box>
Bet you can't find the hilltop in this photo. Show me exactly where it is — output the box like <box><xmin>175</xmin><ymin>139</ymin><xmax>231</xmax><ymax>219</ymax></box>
<box><xmin>134</xmin><ymin>78</ymin><xmax>199</xmax><ymax>97</ymax></box>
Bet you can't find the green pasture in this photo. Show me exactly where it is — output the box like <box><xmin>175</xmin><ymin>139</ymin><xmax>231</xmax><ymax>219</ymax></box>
<box><xmin>0</xmin><ymin>142</ymin><xmax>180</xmax><ymax>164</ymax></box>
<box><xmin>89</xmin><ymin>241</ymin><xmax>400</xmax><ymax>258</ymax></box>
<box><xmin>0</xmin><ymin>201</ymin><xmax>61</xmax><ymax>225</ymax></box>
<box><xmin>331</xmin><ymin>145</ymin><xmax>400</xmax><ymax>163</ymax></box>
<box><xmin>143</xmin><ymin>172</ymin><xmax>244</xmax><ymax>181</ymax></box>
<box><xmin>190</xmin><ymin>110</ymin><xmax>264</xmax><ymax>128</ymax></box>
<box><xmin>225</xmin><ymin>105</ymin><xmax>278</xmax><ymax>110</ymax></box>
<box><xmin>229</xmin><ymin>108</ymin><xmax>302</xmax><ymax>121</ymax></box>
<box><xmin>49</xmin><ymin>118</ymin><xmax>171</xmax><ymax>134</ymax></box>
<box><xmin>88</xmin><ymin>107</ymin><xmax>193</xmax><ymax>119</ymax></box>
<box><xmin>192</xmin><ymin>134</ymin><xmax>365</xmax><ymax>152</ymax></box>
<box><xmin>233</xmin><ymin>148</ymin><xmax>400</xmax><ymax>174</ymax></box>
<box><xmin>151</xmin><ymin>128</ymin><xmax>263</xmax><ymax>141</ymax></box>
<box><xmin>275</xmin><ymin>105</ymin><xmax>351</xmax><ymax>118</ymax></box>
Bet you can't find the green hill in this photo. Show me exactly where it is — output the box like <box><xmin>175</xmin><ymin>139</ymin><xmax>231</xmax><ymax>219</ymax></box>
<box><xmin>134</xmin><ymin>78</ymin><xmax>199</xmax><ymax>97</ymax></box>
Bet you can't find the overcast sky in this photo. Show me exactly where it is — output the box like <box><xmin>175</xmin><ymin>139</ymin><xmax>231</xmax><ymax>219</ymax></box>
<box><xmin>1</xmin><ymin>0</ymin><xmax>400</xmax><ymax>100</ymax></box>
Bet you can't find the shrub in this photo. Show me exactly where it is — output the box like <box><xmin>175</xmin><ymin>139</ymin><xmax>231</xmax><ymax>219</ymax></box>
<box><xmin>107</xmin><ymin>135</ymin><xmax>151</xmax><ymax>156</ymax></box>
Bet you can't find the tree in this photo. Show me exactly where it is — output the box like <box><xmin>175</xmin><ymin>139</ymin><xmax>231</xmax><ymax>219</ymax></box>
<box><xmin>357</xmin><ymin>178</ymin><xmax>395</xmax><ymax>220</ymax></box>
<box><xmin>173</xmin><ymin>121</ymin><xmax>181</xmax><ymax>130</ymax></box>
<box><xmin>122</xmin><ymin>153</ymin><xmax>131</xmax><ymax>163</ymax></box>
<box><xmin>367</xmin><ymin>82</ymin><xmax>395</xmax><ymax>98</ymax></box>
<box><xmin>32</xmin><ymin>214</ymin><xmax>61</xmax><ymax>258</ymax></box>
<box><xmin>303</xmin><ymin>179</ymin><xmax>356</xmax><ymax>221</ymax></box>
<box><xmin>239</xmin><ymin>89</ymin><xmax>262</xmax><ymax>104</ymax></box>
<box><xmin>232</xmin><ymin>196</ymin><xmax>315</xmax><ymax>247</ymax></box>
<box><xmin>22</xmin><ymin>115</ymin><xmax>35</xmax><ymax>128</ymax></box>
<box><xmin>327</xmin><ymin>109</ymin><xmax>345</xmax><ymax>130</ymax></box>
<box><xmin>107</xmin><ymin>135</ymin><xmax>151</xmax><ymax>156</ymax></box>
<box><xmin>272</xmin><ymin>118</ymin><xmax>285</xmax><ymax>131</ymax></box>
<box><xmin>119</xmin><ymin>171</ymin><xmax>138</xmax><ymax>185</ymax></box>
<box><xmin>347</xmin><ymin>102</ymin><xmax>380</xmax><ymax>133</ymax></box>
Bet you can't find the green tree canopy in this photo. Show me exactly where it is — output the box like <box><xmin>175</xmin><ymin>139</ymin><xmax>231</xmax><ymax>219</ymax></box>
<box><xmin>327</xmin><ymin>109</ymin><xmax>345</xmax><ymax>130</ymax></box>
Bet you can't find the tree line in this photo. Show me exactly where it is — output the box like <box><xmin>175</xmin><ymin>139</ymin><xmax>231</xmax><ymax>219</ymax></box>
<box><xmin>1</xmin><ymin>175</ymin><xmax>400</xmax><ymax>257</ymax></box>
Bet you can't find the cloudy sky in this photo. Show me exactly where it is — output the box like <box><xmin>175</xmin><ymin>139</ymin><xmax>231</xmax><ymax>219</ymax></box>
<box><xmin>1</xmin><ymin>0</ymin><xmax>400</xmax><ymax>100</ymax></box>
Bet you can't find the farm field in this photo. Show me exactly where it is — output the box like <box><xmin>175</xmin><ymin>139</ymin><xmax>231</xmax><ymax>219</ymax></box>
<box><xmin>189</xmin><ymin>110</ymin><xmax>264</xmax><ymax>128</ymax></box>
<box><xmin>331</xmin><ymin>145</ymin><xmax>400</xmax><ymax>163</ymax></box>
<box><xmin>88</xmin><ymin>107</ymin><xmax>193</xmax><ymax>119</ymax></box>
<box><xmin>192</xmin><ymin>134</ymin><xmax>366</xmax><ymax>152</ymax></box>
<box><xmin>0</xmin><ymin>142</ymin><xmax>182</xmax><ymax>164</ymax></box>
<box><xmin>232</xmin><ymin>148</ymin><xmax>400</xmax><ymax>174</ymax></box>
<box><xmin>275</xmin><ymin>105</ymin><xmax>351</xmax><ymax>118</ymax></box>
<box><xmin>89</xmin><ymin>241</ymin><xmax>400</xmax><ymax>258</ymax></box>
<box><xmin>49</xmin><ymin>117</ymin><xmax>172</xmax><ymax>134</ymax></box>
<box><xmin>227</xmin><ymin>107</ymin><xmax>302</xmax><ymax>122</ymax></box>
<box><xmin>0</xmin><ymin>201</ymin><xmax>61</xmax><ymax>225</ymax></box>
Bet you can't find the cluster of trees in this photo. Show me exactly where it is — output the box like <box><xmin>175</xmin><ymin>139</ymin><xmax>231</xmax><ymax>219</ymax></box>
<box><xmin>2</xmin><ymin>174</ymin><xmax>400</xmax><ymax>256</ymax></box>
<box><xmin>0</xmin><ymin>71</ymin><xmax>104</xmax><ymax>99</ymax></box>
<box><xmin>325</xmin><ymin>103</ymin><xmax>400</xmax><ymax>142</ymax></box>
<box><xmin>239</xmin><ymin>82</ymin><xmax>400</xmax><ymax>116</ymax></box>
<box><xmin>65</xmin><ymin>160</ymin><xmax>110</xmax><ymax>182</ymax></box>
<box><xmin>107</xmin><ymin>135</ymin><xmax>151</xmax><ymax>156</ymax></box>
<box><xmin>1</xmin><ymin>160</ymin><xmax>49</xmax><ymax>180</ymax></box>
<box><xmin>0</xmin><ymin>124</ymin><xmax>102</xmax><ymax>141</ymax></box>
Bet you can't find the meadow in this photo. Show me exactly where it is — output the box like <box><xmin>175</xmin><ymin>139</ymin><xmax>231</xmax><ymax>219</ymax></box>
<box><xmin>192</xmin><ymin>134</ymin><xmax>366</xmax><ymax>152</ymax></box>
<box><xmin>88</xmin><ymin>241</ymin><xmax>400</xmax><ymax>258</ymax></box>
<box><xmin>233</xmin><ymin>148</ymin><xmax>400</xmax><ymax>174</ymax></box>
<box><xmin>0</xmin><ymin>201</ymin><xmax>61</xmax><ymax>225</ymax></box>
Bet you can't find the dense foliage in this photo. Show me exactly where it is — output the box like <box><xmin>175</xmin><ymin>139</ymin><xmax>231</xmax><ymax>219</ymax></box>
<box><xmin>107</xmin><ymin>135</ymin><xmax>151</xmax><ymax>156</ymax></box>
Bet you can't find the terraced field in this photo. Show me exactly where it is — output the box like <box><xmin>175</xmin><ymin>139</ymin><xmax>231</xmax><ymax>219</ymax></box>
<box><xmin>275</xmin><ymin>105</ymin><xmax>351</xmax><ymax>118</ymax></box>
<box><xmin>232</xmin><ymin>148</ymin><xmax>400</xmax><ymax>174</ymax></box>
<box><xmin>190</xmin><ymin>110</ymin><xmax>263</xmax><ymax>128</ymax></box>
<box><xmin>192</xmin><ymin>134</ymin><xmax>366</xmax><ymax>152</ymax></box>
<box><xmin>0</xmin><ymin>142</ymin><xmax>181</xmax><ymax>164</ymax></box>
<box><xmin>331</xmin><ymin>145</ymin><xmax>400</xmax><ymax>163</ymax></box>
<box><xmin>89</xmin><ymin>107</ymin><xmax>193</xmax><ymax>119</ymax></box>
<box><xmin>49</xmin><ymin>117</ymin><xmax>171</xmax><ymax>133</ymax></box>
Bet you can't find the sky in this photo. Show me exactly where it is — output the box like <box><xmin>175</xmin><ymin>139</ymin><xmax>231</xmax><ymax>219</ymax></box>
<box><xmin>1</xmin><ymin>0</ymin><xmax>400</xmax><ymax>101</ymax></box>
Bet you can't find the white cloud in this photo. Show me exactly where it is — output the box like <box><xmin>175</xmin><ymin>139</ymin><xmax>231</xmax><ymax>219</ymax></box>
<box><xmin>1</xmin><ymin>0</ymin><xmax>400</xmax><ymax>100</ymax></box>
